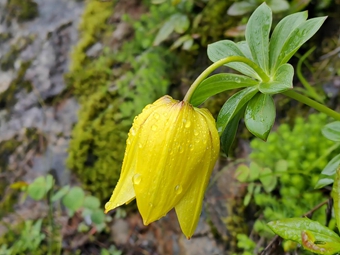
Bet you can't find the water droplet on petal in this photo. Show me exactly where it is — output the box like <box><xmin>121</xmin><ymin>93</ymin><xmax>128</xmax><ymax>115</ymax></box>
<box><xmin>138</xmin><ymin>143</ymin><xmax>143</xmax><ymax>148</ymax></box>
<box><xmin>194</xmin><ymin>130</ymin><xmax>199</xmax><ymax>136</ymax></box>
<box><xmin>175</xmin><ymin>185</ymin><xmax>183</xmax><ymax>195</ymax></box>
<box><xmin>189</xmin><ymin>144</ymin><xmax>194</xmax><ymax>151</ymax></box>
<box><xmin>105</xmin><ymin>202</ymin><xmax>111</xmax><ymax>208</ymax></box>
<box><xmin>133</xmin><ymin>174</ymin><xmax>142</xmax><ymax>185</ymax></box>
<box><xmin>149</xmin><ymin>203</ymin><xmax>153</xmax><ymax>207</ymax></box>
<box><xmin>154</xmin><ymin>113</ymin><xmax>160</xmax><ymax>120</ymax></box>
<box><xmin>127</xmin><ymin>138</ymin><xmax>131</xmax><ymax>145</ymax></box>
<box><xmin>179</xmin><ymin>146</ymin><xmax>184</xmax><ymax>153</ymax></box>
<box><xmin>152</xmin><ymin>124</ymin><xmax>158</xmax><ymax>131</ymax></box>
<box><xmin>185</xmin><ymin>120</ymin><xmax>191</xmax><ymax>128</ymax></box>
<box><xmin>131</xmin><ymin>127</ymin><xmax>136</xmax><ymax>136</ymax></box>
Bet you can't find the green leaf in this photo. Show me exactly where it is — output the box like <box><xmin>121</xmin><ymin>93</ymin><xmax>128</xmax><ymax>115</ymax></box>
<box><xmin>332</xmin><ymin>167</ymin><xmax>340</xmax><ymax>233</ymax></box>
<box><xmin>235</xmin><ymin>164</ymin><xmax>250</xmax><ymax>182</ymax></box>
<box><xmin>45</xmin><ymin>174</ymin><xmax>54</xmax><ymax>192</ymax></box>
<box><xmin>269</xmin><ymin>11</ymin><xmax>307</xmax><ymax>73</ymax></box>
<box><xmin>276</xmin><ymin>16</ymin><xmax>327</xmax><ymax>69</ymax></box>
<box><xmin>245</xmin><ymin>93</ymin><xmax>275</xmax><ymax>140</ymax></box>
<box><xmin>322</xmin><ymin>122</ymin><xmax>340</xmax><ymax>142</ymax></box>
<box><xmin>62</xmin><ymin>187</ymin><xmax>85</xmax><ymax>211</ymax></box>
<box><xmin>220</xmin><ymin>105</ymin><xmax>245</xmax><ymax>155</ymax></box>
<box><xmin>268</xmin><ymin>0</ymin><xmax>289</xmax><ymax>13</ymax></box>
<box><xmin>91</xmin><ymin>209</ymin><xmax>106</xmax><ymax>225</ymax></box>
<box><xmin>245</xmin><ymin>3</ymin><xmax>272</xmax><ymax>73</ymax></box>
<box><xmin>173</xmin><ymin>14</ymin><xmax>190</xmax><ymax>34</ymax></box>
<box><xmin>237</xmin><ymin>41</ymin><xmax>253</xmax><ymax>60</ymax></box>
<box><xmin>27</xmin><ymin>176</ymin><xmax>47</xmax><ymax>200</ymax></box>
<box><xmin>315</xmin><ymin>155</ymin><xmax>340</xmax><ymax>188</ymax></box>
<box><xmin>83</xmin><ymin>196</ymin><xmax>101</xmax><ymax>210</ymax></box>
<box><xmin>217</xmin><ymin>87</ymin><xmax>258</xmax><ymax>134</ymax></box>
<box><xmin>259</xmin><ymin>63</ymin><xmax>293</xmax><ymax>94</ymax></box>
<box><xmin>227</xmin><ymin>1</ymin><xmax>256</xmax><ymax>16</ymax></box>
<box><xmin>207</xmin><ymin>40</ymin><xmax>261</xmax><ymax>79</ymax></box>
<box><xmin>190</xmin><ymin>73</ymin><xmax>258</xmax><ymax>106</ymax></box>
<box><xmin>301</xmin><ymin>230</ymin><xmax>340</xmax><ymax>255</ymax></box>
<box><xmin>153</xmin><ymin>18</ymin><xmax>175</xmax><ymax>46</ymax></box>
<box><xmin>249</xmin><ymin>162</ymin><xmax>261</xmax><ymax>181</ymax></box>
<box><xmin>51</xmin><ymin>185</ymin><xmax>70</xmax><ymax>202</ymax></box>
<box><xmin>260</xmin><ymin>167</ymin><xmax>277</xmax><ymax>193</ymax></box>
<box><xmin>268</xmin><ymin>218</ymin><xmax>340</xmax><ymax>244</ymax></box>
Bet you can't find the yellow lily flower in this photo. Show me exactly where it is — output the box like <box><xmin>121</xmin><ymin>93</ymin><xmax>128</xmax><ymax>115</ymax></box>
<box><xmin>105</xmin><ymin>95</ymin><xmax>220</xmax><ymax>238</ymax></box>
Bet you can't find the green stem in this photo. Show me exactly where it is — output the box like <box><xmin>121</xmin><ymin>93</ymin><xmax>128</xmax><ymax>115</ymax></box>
<box><xmin>296</xmin><ymin>46</ymin><xmax>324</xmax><ymax>103</ymax></box>
<box><xmin>283</xmin><ymin>90</ymin><xmax>340</xmax><ymax>121</ymax></box>
<box><xmin>183</xmin><ymin>56</ymin><xmax>269</xmax><ymax>102</ymax></box>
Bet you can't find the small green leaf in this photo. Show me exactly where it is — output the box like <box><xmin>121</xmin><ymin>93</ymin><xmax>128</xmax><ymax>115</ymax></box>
<box><xmin>245</xmin><ymin>93</ymin><xmax>275</xmax><ymax>140</ymax></box>
<box><xmin>27</xmin><ymin>176</ymin><xmax>47</xmax><ymax>200</ymax></box>
<box><xmin>301</xmin><ymin>230</ymin><xmax>340</xmax><ymax>255</ymax></box>
<box><xmin>220</xmin><ymin>105</ymin><xmax>245</xmax><ymax>155</ymax></box>
<box><xmin>276</xmin><ymin>16</ymin><xmax>327</xmax><ymax>68</ymax></box>
<box><xmin>249</xmin><ymin>162</ymin><xmax>261</xmax><ymax>181</ymax></box>
<box><xmin>259</xmin><ymin>167</ymin><xmax>277</xmax><ymax>193</ymax></box>
<box><xmin>236</xmin><ymin>41</ymin><xmax>253</xmax><ymax>60</ymax></box>
<box><xmin>45</xmin><ymin>174</ymin><xmax>54</xmax><ymax>192</ymax></box>
<box><xmin>259</xmin><ymin>63</ymin><xmax>294</xmax><ymax>94</ymax></box>
<box><xmin>207</xmin><ymin>40</ymin><xmax>261</xmax><ymax>79</ymax></box>
<box><xmin>268</xmin><ymin>218</ymin><xmax>340</xmax><ymax>244</ymax></box>
<box><xmin>322</xmin><ymin>122</ymin><xmax>340</xmax><ymax>142</ymax></box>
<box><xmin>235</xmin><ymin>164</ymin><xmax>250</xmax><ymax>182</ymax></box>
<box><xmin>51</xmin><ymin>185</ymin><xmax>70</xmax><ymax>202</ymax></box>
<box><xmin>315</xmin><ymin>155</ymin><xmax>340</xmax><ymax>188</ymax></box>
<box><xmin>83</xmin><ymin>196</ymin><xmax>101</xmax><ymax>210</ymax></box>
<box><xmin>153</xmin><ymin>19</ymin><xmax>175</xmax><ymax>46</ymax></box>
<box><xmin>227</xmin><ymin>1</ymin><xmax>256</xmax><ymax>16</ymax></box>
<box><xmin>91</xmin><ymin>209</ymin><xmax>106</xmax><ymax>225</ymax></box>
<box><xmin>62</xmin><ymin>187</ymin><xmax>85</xmax><ymax>211</ymax></box>
<box><xmin>269</xmin><ymin>11</ymin><xmax>307</xmax><ymax>72</ymax></box>
<box><xmin>332</xmin><ymin>167</ymin><xmax>340</xmax><ymax>233</ymax></box>
<box><xmin>190</xmin><ymin>73</ymin><xmax>258</xmax><ymax>106</ymax></box>
<box><xmin>245</xmin><ymin>3</ymin><xmax>272</xmax><ymax>73</ymax></box>
<box><xmin>173</xmin><ymin>14</ymin><xmax>190</xmax><ymax>34</ymax></box>
<box><xmin>217</xmin><ymin>87</ymin><xmax>258</xmax><ymax>134</ymax></box>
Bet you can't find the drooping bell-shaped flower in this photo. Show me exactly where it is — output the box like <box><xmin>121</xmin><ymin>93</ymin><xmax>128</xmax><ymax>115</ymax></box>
<box><xmin>105</xmin><ymin>95</ymin><xmax>220</xmax><ymax>238</ymax></box>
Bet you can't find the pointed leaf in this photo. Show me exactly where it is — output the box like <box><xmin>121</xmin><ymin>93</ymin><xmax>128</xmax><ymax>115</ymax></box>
<box><xmin>268</xmin><ymin>218</ymin><xmax>340</xmax><ymax>244</ymax></box>
<box><xmin>315</xmin><ymin>155</ymin><xmax>340</xmax><ymax>188</ymax></box>
<box><xmin>208</xmin><ymin>40</ymin><xmax>261</xmax><ymax>79</ymax></box>
<box><xmin>245</xmin><ymin>3</ymin><xmax>272</xmax><ymax>73</ymax></box>
<box><xmin>276</xmin><ymin>16</ymin><xmax>327</xmax><ymax>69</ymax></box>
<box><xmin>259</xmin><ymin>63</ymin><xmax>294</xmax><ymax>94</ymax></box>
<box><xmin>217</xmin><ymin>87</ymin><xmax>258</xmax><ymax>134</ymax></box>
<box><xmin>245</xmin><ymin>93</ymin><xmax>275</xmax><ymax>140</ymax></box>
<box><xmin>221</xmin><ymin>105</ymin><xmax>245</xmax><ymax>155</ymax></box>
<box><xmin>301</xmin><ymin>230</ymin><xmax>340</xmax><ymax>255</ymax></box>
<box><xmin>190</xmin><ymin>73</ymin><xmax>258</xmax><ymax>106</ymax></box>
<box><xmin>332</xmin><ymin>167</ymin><xmax>340</xmax><ymax>233</ymax></box>
<box><xmin>173</xmin><ymin>14</ymin><xmax>190</xmax><ymax>34</ymax></box>
<box><xmin>153</xmin><ymin>19</ymin><xmax>175</xmax><ymax>46</ymax></box>
<box><xmin>237</xmin><ymin>41</ymin><xmax>253</xmax><ymax>61</ymax></box>
<box><xmin>260</xmin><ymin>167</ymin><xmax>277</xmax><ymax>193</ymax></box>
<box><xmin>269</xmin><ymin>11</ymin><xmax>308</xmax><ymax>72</ymax></box>
<box><xmin>322</xmin><ymin>121</ymin><xmax>340</xmax><ymax>142</ymax></box>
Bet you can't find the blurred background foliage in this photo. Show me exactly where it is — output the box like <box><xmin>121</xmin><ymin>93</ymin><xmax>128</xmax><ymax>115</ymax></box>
<box><xmin>1</xmin><ymin>0</ymin><xmax>340</xmax><ymax>254</ymax></box>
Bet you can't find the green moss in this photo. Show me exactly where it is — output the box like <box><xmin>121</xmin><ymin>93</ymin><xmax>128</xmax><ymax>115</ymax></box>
<box><xmin>6</xmin><ymin>0</ymin><xmax>38</xmax><ymax>22</ymax></box>
<box><xmin>0</xmin><ymin>61</ymin><xmax>32</xmax><ymax>110</ymax></box>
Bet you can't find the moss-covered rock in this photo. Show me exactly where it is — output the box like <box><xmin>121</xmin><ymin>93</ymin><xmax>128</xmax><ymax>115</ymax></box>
<box><xmin>6</xmin><ymin>0</ymin><xmax>38</xmax><ymax>22</ymax></box>
<box><xmin>66</xmin><ymin>0</ymin><xmax>177</xmax><ymax>201</ymax></box>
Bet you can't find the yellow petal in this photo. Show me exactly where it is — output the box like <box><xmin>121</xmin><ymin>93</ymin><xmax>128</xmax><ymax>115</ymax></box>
<box><xmin>175</xmin><ymin>108</ymin><xmax>220</xmax><ymax>238</ymax></box>
<box><xmin>105</xmin><ymin>100</ymin><xmax>167</xmax><ymax>213</ymax></box>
